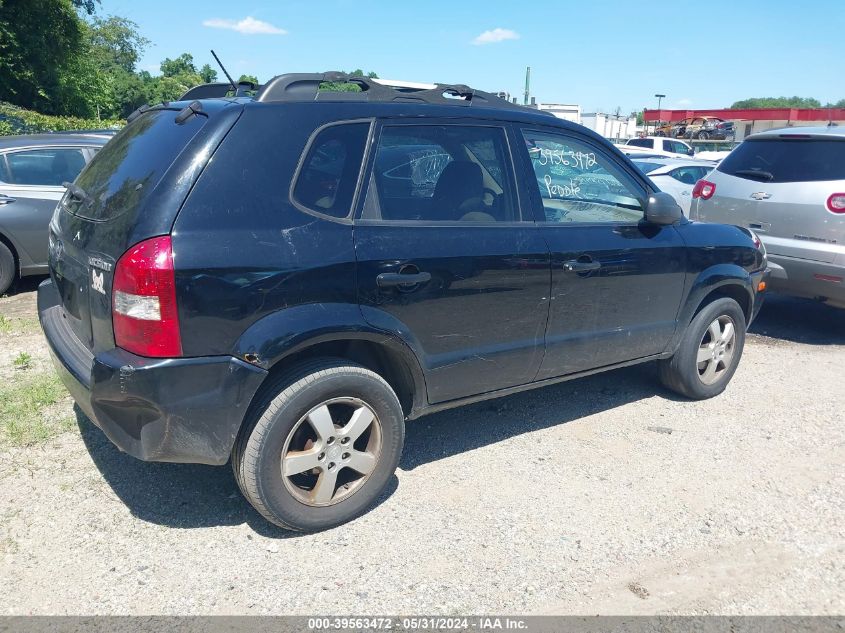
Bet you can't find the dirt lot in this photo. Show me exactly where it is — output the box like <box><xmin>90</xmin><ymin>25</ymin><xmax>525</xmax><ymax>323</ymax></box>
<box><xmin>0</xmin><ymin>279</ymin><xmax>843</xmax><ymax>615</ymax></box>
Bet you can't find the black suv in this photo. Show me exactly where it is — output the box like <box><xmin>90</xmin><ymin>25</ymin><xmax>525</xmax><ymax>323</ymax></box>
<box><xmin>39</xmin><ymin>74</ymin><xmax>768</xmax><ymax>531</ymax></box>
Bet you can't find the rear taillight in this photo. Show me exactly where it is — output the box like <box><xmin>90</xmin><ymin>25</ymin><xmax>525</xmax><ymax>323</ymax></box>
<box><xmin>112</xmin><ymin>235</ymin><xmax>182</xmax><ymax>358</ymax></box>
<box><xmin>692</xmin><ymin>179</ymin><xmax>716</xmax><ymax>200</ymax></box>
<box><xmin>827</xmin><ymin>193</ymin><xmax>845</xmax><ymax>214</ymax></box>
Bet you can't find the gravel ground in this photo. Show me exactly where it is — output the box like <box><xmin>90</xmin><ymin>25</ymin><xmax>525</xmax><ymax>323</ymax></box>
<box><xmin>0</xmin><ymin>281</ymin><xmax>843</xmax><ymax>615</ymax></box>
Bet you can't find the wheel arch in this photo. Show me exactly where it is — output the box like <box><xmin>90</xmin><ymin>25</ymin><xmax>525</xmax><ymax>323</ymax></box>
<box><xmin>666</xmin><ymin>264</ymin><xmax>754</xmax><ymax>356</ymax></box>
<box><xmin>234</xmin><ymin>303</ymin><xmax>429</xmax><ymax>418</ymax></box>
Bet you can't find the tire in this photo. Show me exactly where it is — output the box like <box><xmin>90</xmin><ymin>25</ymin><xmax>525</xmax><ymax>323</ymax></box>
<box><xmin>0</xmin><ymin>241</ymin><xmax>15</xmax><ymax>296</ymax></box>
<box><xmin>659</xmin><ymin>297</ymin><xmax>746</xmax><ymax>400</ymax></box>
<box><xmin>232</xmin><ymin>358</ymin><xmax>405</xmax><ymax>532</ymax></box>
<box><xmin>697</xmin><ymin>131</ymin><xmax>710</xmax><ymax>140</ymax></box>
<box><xmin>655</xmin><ymin>131</ymin><xmax>666</xmax><ymax>137</ymax></box>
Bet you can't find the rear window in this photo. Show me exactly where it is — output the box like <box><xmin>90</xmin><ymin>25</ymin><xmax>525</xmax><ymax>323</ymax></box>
<box><xmin>627</xmin><ymin>138</ymin><xmax>653</xmax><ymax>149</ymax></box>
<box><xmin>69</xmin><ymin>109</ymin><xmax>207</xmax><ymax>220</ymax></box>
<box><xmin>292</xmin><ymin>122</ymin><xmax>370</xmax><ymax>219</ymax></box>
<box><xmin>718</xmin><ymin>138</ymin><xmax>845</xmax><ymax>183</ymax></box>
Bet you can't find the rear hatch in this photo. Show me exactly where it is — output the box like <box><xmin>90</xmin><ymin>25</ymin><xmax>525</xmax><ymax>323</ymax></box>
<box><xmin>694</xmin><ymin>133</ymin><xmax>845</xmax><ymax>263</ymax></box>
<box><xmin>48</xmin><ymin>100</ymin><xmax>243</xmax><ymax>354</ymax></box>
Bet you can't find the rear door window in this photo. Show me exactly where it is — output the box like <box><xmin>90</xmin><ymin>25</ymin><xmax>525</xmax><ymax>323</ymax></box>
<box><xmin>361</xmin><ymin>124</ymin><xmax>518</xmax><ymax>222</ymax></box>
<box><xmin>718</xmin><ymin>138</ymin><xmax>845</xmax><ymax>183</ymax></box>
<box><xmin>292</xmin><ymin>122</ymin><xmax>370</xmax><ymax>219</ymax></box>
<box><xmin>627</xmin><ymin>138</ymin><xmax>653</xmax><ymax>149</ymax></box>
<box><xmin>4</xmin><ymin>148</ymin><xmax>86</xmax><ymax>186</ymax></box>
<box><xmin>71</xmin><ymin>108</ymin><xmax>208</xmax><ymax>221</ymax></box>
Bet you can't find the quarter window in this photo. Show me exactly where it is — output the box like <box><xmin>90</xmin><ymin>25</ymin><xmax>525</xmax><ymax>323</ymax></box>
<box><xmin>293</xmin><ymin>122</ymin><xmax>370</xmax><ymax>218</ymax></box>
<box><xmin>362</xmin><ymin>125</ymin><xmax>518</xmax><ymax>222</ymax></box>
<box><xmin>522</xmin><ymin>130</ymin><xmax>644</xmax><ymax>224</ymax></box>
<box><xmin>4</xmin><ymin>148</ymin><xmax>86</xmax><ymax>186</ymax></box>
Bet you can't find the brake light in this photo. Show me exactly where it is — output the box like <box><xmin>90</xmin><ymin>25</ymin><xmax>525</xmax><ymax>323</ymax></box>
<box><xmin>692</xmin><ymin>179</ymin><xmax>716</xmax><ymax>199</ymax></box>
<box><xmin>827</xmin><ymin>193</ymin><xmax>845</xmax><ymax>214</ymax></box>
<box><xmin>112</xmin><ymin>236</ymin><xmax>182</xmax><ymax>357</ymax></box>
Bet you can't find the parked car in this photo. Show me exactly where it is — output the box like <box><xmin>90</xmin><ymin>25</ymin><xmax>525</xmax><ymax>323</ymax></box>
<box><xmin>624</xmin><ymin>136</ymin><xmax>695</xmax><ymax>158</ymax></box>
<box><xmin>39</xmin><ymin>73</ymin><xmax>768</xmax><ymax>531</ymax></box>
<box><xmin>0</xmin><ymin>133</ymin><xmax>107</xmax><ymax>294</ymax></box>
<box><xmin>632</xmin><ymin>158</ymin><xmax>716</xmax><ymax>216</ymax></box>
<box><xmin>708</xmin><ymin>120</ymin><xmax>735</xmax><ymax>140</ymax></box>
<box><xmin>691</xmin><ymin>126</ymin><xmax>844</xmax><ymax>308</ymax></box>
<box><xmin>677</xmin><ymin>117</ymin><xmax>727</xmax><ymax>140</ymax></box>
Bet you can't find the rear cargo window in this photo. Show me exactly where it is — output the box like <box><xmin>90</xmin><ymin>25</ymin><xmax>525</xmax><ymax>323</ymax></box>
<box><xmin>69</xmin><ymin>109</ymin><xmax>206</xmax><ymax>220</ymax></box>
<box><xmin>718</xmin><ymin>138</ymin><xmax>845</xmax><ymax>183</ymax></box>
<box><xmin>292</xmin><ymin>122</ymin><xmax>370</xmax><ymax>219</ymax></box>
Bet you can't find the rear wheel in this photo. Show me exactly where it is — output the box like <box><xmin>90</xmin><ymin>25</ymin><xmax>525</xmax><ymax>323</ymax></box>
<box><xmin>0</xmin><ymin>241</ymin><xmax>15</xmax><ymax>295</ymax></box>
<box><xmin>659</xmin><ymin>297</ymin><xmax>746</xmax><ymax>399</ymax></box>
<box><xmin>697</xmin><ymin>130</ymin><xmax>710</xmax><ymax>140</ymax></box>
<box><xmin>232</xmin><ymin>358</ymin><xmax>404</xmax><ymax>531</ymax></box>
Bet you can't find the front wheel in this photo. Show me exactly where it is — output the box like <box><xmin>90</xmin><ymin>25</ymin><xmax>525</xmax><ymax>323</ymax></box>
<box><xmin>697</xmin><ymin>131</ymin><xmax>710</xmax><ymax>140</ymax></box>
<box><xmin>659</xmin><ymin>297</ymin><xmax>746</xmax><ymax>399</ymax></box>
<box><xmin>232</xmin><ymin>358</ymin><xmax>405</xmax><ymax>531</ymax></box>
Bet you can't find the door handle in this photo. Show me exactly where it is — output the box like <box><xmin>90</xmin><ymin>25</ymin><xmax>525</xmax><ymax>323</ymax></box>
<box><xmin>563</xmin><ymin>260</ymin><xmax>601</xmax><ymax>273</ymax></box>
<box><xmin>376</xmin><ymin>271</ymin><xmax>432</xmax><ymax>287</ymax></box>
<box><xmin>0</xmin><ymin>195</ymin><xmax>15</xmax><ymax>205</ymax></box>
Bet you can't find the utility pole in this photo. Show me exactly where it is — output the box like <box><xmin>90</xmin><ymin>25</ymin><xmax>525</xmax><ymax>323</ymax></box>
<box><xmin>524</xmin><ymin>67</ymin><xmax>531</xmax><ymax>106</ymax></box>
<box><xmin>654</xmin><ymin>93</ymin><xmax>665</xmax><ymax>135</ymax></box>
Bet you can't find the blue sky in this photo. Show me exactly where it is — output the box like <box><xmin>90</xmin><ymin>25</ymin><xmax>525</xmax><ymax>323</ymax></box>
<box><xmin>102</xmin><ymin>0</ymin><xmax>843</xmax><ymax>113</ymax></box>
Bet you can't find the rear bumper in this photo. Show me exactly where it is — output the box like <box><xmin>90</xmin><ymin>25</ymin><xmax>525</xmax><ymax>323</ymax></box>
<box><xmin>766</xmin><ymin>254</ymin><xmax>845</xmax><ymax>307</ymax></box>
<box><xmin>38</xmin><ymin>278</ymin><xmax>267</xmax><ymax>465</ymax></box>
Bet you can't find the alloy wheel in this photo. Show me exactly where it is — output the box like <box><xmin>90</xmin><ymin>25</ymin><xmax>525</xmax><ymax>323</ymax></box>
<box><xmin>696</xmin><ymin>315</ymin><xmax>736</xmax><ymax>385</ymax></box>
<box><xmin>281</xmin><ymin>397</ymin><xmax>382</xmax><ymax>507</ymax></box>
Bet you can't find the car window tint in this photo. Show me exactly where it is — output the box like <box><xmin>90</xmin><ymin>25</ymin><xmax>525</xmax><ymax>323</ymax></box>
<box><xmin>522</xmin><ymin>130</ymin><xmax>644</xmax><ymax>224</ymax></box>
<box><xmin>627</xmin><ymin>138</ymin><xmax>652</xmax><ymax>149</ymax></box>
<box><xmin>717</xmin><ymin>139</ymin><xmax>845</xmax><ymax>183</ymax></box>
<box><xmin>670</xmin><ymin>167</ymin><xmax>700</xmax><ymax>185</ymax></box>
<box><xmin>632</xmin><ymin>161</ymin><xmax>663</xmax><ymax>174</ymax></box>
<box><xmin>362</xmin><ymin>125</ymin><xmax>518</xmax><ymax>222</ymax></box>
<box><xmin>293</xmin><ymin>122</ymin><xmax>370</xmax><ymax>218</ymax></box>
<box><xmin>4</xmin><ymin>148</ymin><xmax>86</xmax><ymax>186</ymax></box>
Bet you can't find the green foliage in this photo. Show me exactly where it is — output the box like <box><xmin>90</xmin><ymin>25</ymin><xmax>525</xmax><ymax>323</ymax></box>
<box><xmin>0</xmin><ymin>101</ymin><xmax>121</xmax><ymax>136</ymax></box>
<box><xmin>0</xmin><ymin>372</ymin><xmax>73</xmax><ymax>446</ymax></box>
<box><xmin>200</xmin><ymin>64</ymin><xmax>218</xmax><ymax>83</ymax></box>
<box><xmin>730</xmin><ymin>96</ymin><xmax>823</xmax><ymax>109</ymax></box>
<box><xmin>238</xmin><ymin>74</ymin><xmax>259</xmax><ymax>85</ymax></box>
<box><xmin>0</xmin><ymin>0</ymin><xmax>85</xmax><ymax>114</ymax></box>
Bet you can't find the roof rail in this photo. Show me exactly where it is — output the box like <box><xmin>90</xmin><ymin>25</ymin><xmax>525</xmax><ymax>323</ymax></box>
<box><xmin>179</xmin><ymin>72</ymin><xmax>547</xmax><ymax>114</ymax></box>
<box><xmin>255</xmin><ymin>72</ymin><xmax>535</xmax><ymax>111</ymax></box>
<box><xmin>180</xmin><ymin>80</ymin><xmax>259</xmax><ymax>101</ymax></box>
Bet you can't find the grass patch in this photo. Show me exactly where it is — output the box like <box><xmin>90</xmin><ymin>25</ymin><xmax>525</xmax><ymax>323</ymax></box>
<box><xmin>0</xmin><ymin>372</ymin><xmax>74</xmax><ymax>447</ymax></box>
<box><xmin>13</xmin><ymin>352</ymin><xmax>33</xmax><ymax>370</ymax></box>
<box><xmin>0</xmin><ymin>315</ymin><xmax>40</xmax><ymax>335</ymax></box>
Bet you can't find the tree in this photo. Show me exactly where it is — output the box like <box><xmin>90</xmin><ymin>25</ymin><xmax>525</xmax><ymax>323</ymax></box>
<box><xmin>320</xmin><ymin>69</ymin><xmax>379</xmax><ymax>92</ymax></box>
<box><xmin>0</xmin><ymin>0</ymin><xmax>85</xmax><ymax>114</ymax></box>
<box><xmin>160</xmin><ymin>53</ymin><xmax>197</xmax><ymax>78</ymax></box>
<box><xmin>730</xmin><ymin>96</ymin><xmax>822</xmax><ymax>109</ymax></box>
<box><xmin>71</xmin><ymin>0</ymin><xmax>98</xmax><ymax>14</ymax></box>
<box><xmin>199</xmin><ymin>64</ymin><xmax>218</xmax><ymax>83</ymax></box>
<box><xmin>238</xmin><ymin>74</ymin><xmax>259</xmax><ymax>85</ymax></box>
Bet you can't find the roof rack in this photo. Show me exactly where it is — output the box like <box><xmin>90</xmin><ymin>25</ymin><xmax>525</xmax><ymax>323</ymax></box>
<box><xmin>180</xmin><ymin>80</ymin><xmax>259</xmax><ymax>101</ymax></box>
<box><xmin>180</xmin><ymin>72</ymin><xmax>542</xmax><ymax>113</ymax></box>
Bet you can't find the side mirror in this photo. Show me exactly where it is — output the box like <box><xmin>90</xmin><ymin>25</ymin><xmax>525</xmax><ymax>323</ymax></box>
<box><xmin>687</xmin><ymin>148</ymin><xmax>695</xmax><ymax>156</ymax></box>
<box><xmin>645</xmin><ymin>191</ymin><xmax>684</xmax><ymax>225</ymax></box>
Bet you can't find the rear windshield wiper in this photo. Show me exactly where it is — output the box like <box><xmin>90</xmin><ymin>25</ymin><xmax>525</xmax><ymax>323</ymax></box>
<box><xmin>732</xmin><ymin>169</ymin><xmax>774</xmax><ymax>182</ymax></box>
<box><xmin>63</xmin><ymin>182</ymin><xmax>93</xmax><ymax>208</ymax></box>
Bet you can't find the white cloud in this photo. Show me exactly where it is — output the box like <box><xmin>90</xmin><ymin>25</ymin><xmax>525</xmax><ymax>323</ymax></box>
<box><xmin>472</xmin><ymin>28</ymin><xmax>520</xmax><ymax>45</ymax></box>
<box><xmin>202</xmin><ymin>16</ymin><xmax>287</xmax><ymax>35</ymax></box>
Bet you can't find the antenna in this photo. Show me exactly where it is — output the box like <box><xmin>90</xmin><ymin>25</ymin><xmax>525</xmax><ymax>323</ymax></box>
<box><xmin>211</xmin><ymin>49</ymin><xmax>237</xmax><ymax>93</ymax></box>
